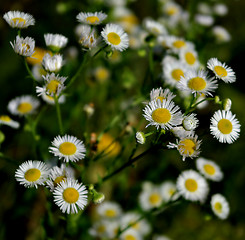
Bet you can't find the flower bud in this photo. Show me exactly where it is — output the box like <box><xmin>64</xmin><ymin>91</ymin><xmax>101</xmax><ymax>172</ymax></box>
<box><xmin>136</xmin><ymin>132</ymin><xmax>145</xmax><ymax>144</ymax></box>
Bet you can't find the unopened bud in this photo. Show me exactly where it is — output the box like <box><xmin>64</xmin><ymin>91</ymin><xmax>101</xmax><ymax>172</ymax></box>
<box><xmin>182</xmin><ymin>114</ymin><xmax>199</xmax><ymax>131</ymax></box>
<box><xmin>223</xmin><ymin>98</ymin><xmax>232</xmax><ymax>111</ymax></box>
<box><xmin>136</xmin><ymin>132</ymin><xmax>145</xmax><ymax>144</ymax></box>
<box><xmin>91</xmin><ymin>189</ymin><xmax>105</xmax><ymax>204</ymax></box>
<box><xmin>214</xmin><ymin>95</ymin><xmax>220</xmax><ymax>104</ymax></box>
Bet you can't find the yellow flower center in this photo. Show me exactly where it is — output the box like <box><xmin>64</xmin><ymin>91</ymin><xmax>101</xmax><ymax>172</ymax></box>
<box><xmin>214</xmin><ymin>66</ymin><xmax>227</xmax><ymax>77</ymax></box>
<box><xmin>125</xmin><ymin>235</ymin><xmax>136</xmax><ymax>240</ymax></box>
<box><xmin>54</xmin><ymin>176</ymin><xmax>66</xmax><ymax>186</ymax></box>
<box><xmin>204</xmin><ymin>164</ymin><xmax>216</xmax><ymax>175</ymax></box>
<box><xmin>63</xmin><ymin>187</ymin><xmax>79</xmax><ymax>203</ymax></box>
<box><xmin>173</xmin><ymin>40</ymin><xmax>186</xmax><ymax>49</ymax></box>
<box><xmin>217</xmin><ymin>119</ymin><xmax>233</xmax><ymax>134</ymax></box>
<box><xmin>46</xmin><ymin>80</ymin><xmax>60</xmax><ymax>95</ymax></box>
<box><xmin>97</xmin><ymin>134</ymin><xmax>121</xmax><ymax>157</ymax></box>
<box><xmin>0</xmin><ymin>115</ymin><xmax>11</xmax><ymax>122</ymax></box>
<box><xmin>149</xmin><ymin>193</ymin><xmax>161</xmax><ymax>205</ymax></box>
<box><xmin>214</xmin><ymin>202</ymin><xmax>223</xmax><ymax>213</ymax></box>
<box><xmin>86</xmin><ymin>16</ymin><xmax>100</xmax><ymax>24</ymax></box>
<box><xmin>166</xmin><ymin>7</ymin><xmax>177</xmax><ymax>16</ymax></box>
<box><xmin>179</xmin><ymin>139</ymin><xmax>196</xmax><ymax>155</ymax></box>
<box><xmin>59</xmin><ymin>142</ymin><xmax>77</xmax><ymax>155</ymax></box>
<box><xmin>12</xmin><ymin>17</ymin><xmax>26</xmax><ymax>25</ymax></box>
<box><xmin>168</xmin><ymin>188</ymin><xmax>175</xmax><ymax>196</ymax></box>
<box><xmin>171</xmin><ymin>69</ymin><xmax>184</xmax><ymax>81</ymax></box>
<box><xmin>27</xmin><ymin>47</ymin><xmax>50</xmax><ymax>65</ymax></box>
<box><xmin>185</xmin><ymin>179</ymin><xmax>198</xmax><ymax>192</ymax></box>
<box><xmin>17</xmin><ymin>102</ymin><xmax>33</xmax><ymax>114</ymax></box>
<box><xmin>107</xmin><ymin>32</ymin><xmax>121</xmax><ymax>45</ymax></box>
<box><xmin>105</xmin><ymin>209</ymin><xmax>116</xmax><ymax>217</ymax></box>
<box><xmin>25</xmin><ymin>168</ymin><xmax>41</xmax><ymax>182</ymax></box>
<box><xmin>185</xmin><ymin>52</ymin><xmax>196</xmax><ymax>65</ymax></box>
<box><xmin>188</xmin><ymin>77</ymin><xmax>207</xmax><ymax>91</ymax></box>
<box><xmin>152</xmin><ymin>108</ymin><xmax>171</xmax><ymax>124</ymax></box>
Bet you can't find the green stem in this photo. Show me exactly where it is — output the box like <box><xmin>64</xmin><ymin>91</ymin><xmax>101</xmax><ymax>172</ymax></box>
<box><xmin>92</xmin><ymin>44</ymin><xmax>107</xmax><ymax>59</ymax></box>
<box><xmin>190</xmin><ymin>97</ymin><xmax>214</xmax><ymax>110</ymax></box>
<box><xmin>54</xmin><ymin>95</ymin><xmax>64</xmax><ymax>135</ymax></box>
<box><xmin>24</xmin><ymin>58</ymin><xmax>38</xmax><ymax>83</ymax></box>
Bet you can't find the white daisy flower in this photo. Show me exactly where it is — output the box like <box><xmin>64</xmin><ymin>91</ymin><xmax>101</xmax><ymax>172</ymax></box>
<box><xmin>182</xmin><ymin>113</ymin><xmax>199</xmax><ymax>131</ymax></box>
<box><xmin>42</xmin><ymin>53</ymin><xmax>63</xmax><ymax>72</ymax></box>
<box><xmin>160</xmin><ymin>181</ymin><xmax>179</xmax><ymax>202</ymax></box>
<box><xmin>76</xmin><ymin>11</ymin><xmax>107</xmax><ymax>25</ymax></box>
<box><xmin>7</xmin><ymin>95</ymin><xmax>40</xmax><ymax>116</ymax></box>
<box><xmin>176</xmin><ymin>169</ymin><xmax>209</xmax><ymax>202</ymax></box>
<box><xmin>53</xmin><ymin>178</ymin><xmax>88</xmax><ymax>214</ymax></box>
<box><xmin>78</xmin><ymin>25</ymin><xmax>99</xmax><ymax>50</ymax></box>
<box><xmin>144</xmin><ymin>18</ymin><xmax>167</xmax><ymax>36</ymax></box>
<box><xmin>195</xmin><ymin>14</ymin><xmax>214</xmax><ymax>27</ymax></box>
<box><xmin>163</xmin><ymin>2</ymin><xmax>182</xmax><ymax>18</ymax></box>
<box><xmin>101</xmin><ymin>23</ymin><xmax>129</xmax><ymax>52</ymax></box>
<box><xmin>0</xmin><ymin>115</ymin><xmax>20</xmax><ymax>129</ymax></box>
<box><xmin>10</xmin><ymin>35</ymin><xmax>35</xmax><ymax>57</ymax></box>
<box><xmin>49</xmin><ymin>135</ymin><xmax>86</xmax><ymax>163</ymax></box>
<box><xmin>212</xmin><ymin>26</ymin><xmax>231</xmax><ymax>43</ymax></box>
<box><xmin>96</xmin><ymin>201</ymin><xmax>122</xmax><ymax>219</ymax></box>
<box><xmin>143</xmin><ymin>99</ymin><xmax>183</xmax><ymax>130</ymax></box>
<box><xmin>15</xmin><ymin>160</ymin><xmax>50</xmax><ymax>188</ymax></box>
<box><xmin>197</xmin><ymin>2</ymin><xmax>212</xmax><ymax>15</ymax></box>
<box><xmin>32</xmin><ymin>64</ymin><xmax>47</xmax><ymax>81</ymax></box>
<box><xmin>3</xmin><ymin>11</ymin><xmax>35</xmax><ymax>28</ymax></box>
<box><xmin>210</xmin><ymin>110</ymin><xmax>240</xmax><ymax>144</ymax></box>
<box><xmin>44</xmin><ymin>33</ymin><xmax>68</xmax><ymax>51</ymax></box>
<box><xmin>207</xmin><ymin>58</ymin><xmax>236</xmax><ymax>83</ymax></box>
<box><xmin>149</xmin><ymin>87</ymin><xmax>176</xmax><ymax>103</ymax></box>
<box><xmin>136</xmin><ymin>132</ymin><xmax>145</xmax><ymax>144</ymax></box>
<box><xmin>211</xmin><ymin>194</ymin><xmax>230</xmax><ymax>220</ymax></box>
<box><xmin>168</xmin><ymin>132</ymin><xmax>201</xmax><ymax>161</ymax></box>
<box><xmin>41</xmin><ymin>93</ymin><xmax>66</xmax><ymax>105</ymax></box>
<box><xmin>177</xmin><ymin>69</ymin><xmax>218</xmax><ymax>96</ymax></box>
<box><xmin>36</xmin><ymin>73</ymin><xmax>67</xmax><ymax>97</ymax></box>
<box><xmin>179</xmin><ymin>48</ymin><xmax>200</xmax><ymax>69</ymax></box>
<box><xmin>165</xmin><ymin>36</ymin><xmax>194</xmax><ymax>53</ymax></box>
<box><xmin>120</xmin><ymin>228</ymin><xmax>142</xmax><ymax>240</ymax></box>
<box><xmin>196</xmin><ymin>157</ymin><xmax>223</xmax><ymax>181</ymax></box>
<box><xmin>213</xmin><ymin>3</ymin><xmax>228</xmax><ymax>16</ymax></box>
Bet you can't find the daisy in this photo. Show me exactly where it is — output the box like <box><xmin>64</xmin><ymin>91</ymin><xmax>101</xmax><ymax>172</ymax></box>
<box><xmin>41</xmin><ymin>93</ymin><xmax>66</xmax><ymax>105</ymax></box>
<box><xmin>163</xmin><ymin>2</ymin><xmax>182</xmax><ymax>18</ymax></box>
<box><xmin>15</xmin><ymin>160</ymin><xmax>50</xmax><ymax>188</ymax></box>
<box><xmin>0</xmin><ymin>115</ymin><xmax>20</xmax><ymax>129</ymax></box>
<box><xmin>196</xmin><ymin>157</ymin><xmax>223</xmax><ymax>181</ymax></box>
<box><xmin>53</xmin><ymin>178</ymin><xmax>88</xmax><ymax>214</ymax></box>
<box><xmin>149</xmin><ymin>87</ymin><xmax>176</xmax><ymax>103</ymax></box>
<box><xmin>210</xmin><ymin>110</ymin><xmax>240</xmax><ymax>144</ymax></box>
<box><xmin>212</xmin><ymin>26</ymin><xmax>231</xmax><ymax>43</ymax></box>
<box><xmin>213</xmin><ymin>3</ymin><xmax>228</xmax><ymax>16</ymax></box>
<box><xmin>49</xmin><ymin>135</ymin><xmax>86</xmax><ymax>162</ymax></box>
<box><xmin>96</xmin><ymin>201</ymin><xmax>122</xmax><ymax>219</ymax></box>
<box><xmin>195</xmin><ymin>14</ymin><xmax>214</xmax><ymax>27</ymax></box>
<box><xmin>178</xmin><ymin>69</ymin><xmax>218</xmax><ymax>96</ymax></box>
<box><xmin>36</xmin><ymin>73</ymin><xmax>67</xmax><ymax>97</ymax></box>
<box><xmin>144</xmin><ymin>18</ymin><xmax>167</xmax><ymax>36</ymax></box>
<box><xmin>78</xmin><ymin>25</ymin><xmax>99</xmax><ymax>50</ymax></box>
<box><xmin>77</xmin><ymin>11</ymin><xmax>107</xmax><ymax>25</ymax></box>
<box><xmin>179</xmin><ymin>48</ymin><xmax>200</xmax><ymax>69</ymax></box>
<box><xmin>211</xmin><ymin>194</ymin><xmax>229</xmax><ymax>219</ymax></box>
<box><xmin>165</xmin><ymin>36</ymin><xmax>194</xmax><ymax>53</ymax></box>
<box><xmin>10</xmin><ymin>35</ymin><xmax>35</xmax><ymax>57</ymax></box>
<box><xmin>160</xmin><ymin>181</ymin><xmax>178</xmax><ymax>202</ymax></box>
<box><xmin>8</xmin><ymin>95</ymin><xmax>40</xmax><ymax>116</ymax></box>
<box><xmin>42</xmin><ymin>53</ymin><xmax>63</xmax><ymax>72</ymax></box>
<box><xmin>32</xmin><ymin>64</ymin><xmax>47</xmax><ymax>81</ymax></box>
<box><xmin>44</xmin><ymin>33</ymin><xmax>68</xmax><ymax>51</ymax></box>
<box><xmin>176</xmin><ymin>169</ymin><xmax>209</xmax><ymax>202</ymax></box>
<box><xmin>120</xmin><ymin>228</ymin><xmax>142</xmax><ymax>240</ymax></box>
<box><xmin>207</xmin><ymin>58</ymin><xmax>236</xmax><ymax>83</ymax></box>
<box><xmin>101</xmin><ymin>23</ymin><xmax>129</xmax><ymax>52</ymax></box>
<box><xmin>182</xmin><ymin>113</ymin><xmax>199</xmax><ymax>131</ymax></box>
<box><xmin>143</xmin><ymin>99</ymin><xmax>183</xmax><ymax>130</ymax></box>
<box><xmin>3</xmin><ymin>11</ymin><xmax>35</xmax><ymax>28</ymax></box>
<box><xmin>136</xmin><ymin>132</ymin><xmax>145</xmax><ymax>144</ymax></box>
<box><xmin>168</xmin><ymin>132</ymin><xmax>201</xmax><ymax>161</ymax></box>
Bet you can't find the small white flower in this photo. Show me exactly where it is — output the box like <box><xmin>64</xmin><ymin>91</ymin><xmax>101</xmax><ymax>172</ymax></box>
<box><xmin>212</xmin><ymin>26</ymin><xmax>231</xmax><ymax>43</ymax></box>
<box><xmin>182</xmin><ymin>113</ymin><xmax>199</xmax><ymax>131</ymax></box>
<box><xmin>211</xmin><ymin>194</ymin><xmax>230</xmax><ymax>219</ymax></box>
<box><xmin>163</xmin><ymin>2</ymin><xmax>182</xmax><ymax>18</ymax></box>
<box><xmin>160</xmin><ymin>181</ymin><xmax>178</xmax><ymax>202</ymax></box>
<box><xmin>149</xmin><ymin>87</ymin><xmax>176</xmax><ymax>102</ymax></box>
<box><xmin>41</xmin><ymin>93</ymin><xmax>66</xmax><ymax>105</ymax></box>
<box><xmin>32</xmin><ymin>64</ymin><xmax>47</xmax><ymax>81</ymax></box>
<box><xmin>44</xmin><ymin>33</ymin><xmax>68</xmax><ymax>51</ymax></box>
<box><xmin>210</xmin><ymin>110</ymin><xmax>240</xmax><ymax>144</ymax></box>
<box><xmin>10</xmin><ymin>35</ymin><xmax>35</xmax><ymax>57</ymax></box>
<box><xmin>15</xmin><ymin>160</ymin><xmax>50</xmax><ymax>188</ymax></box>
<box><xmin>0</xmin><ymin>115</ymin><xmax>20</xmax><ymax>129</ymax></box>
<box><xmin>136</xmin><ymin>132</ymin><xmax>145</xmax><ymax>144</ymax></box>
<box><xmin>144</xmin><ymin>18</ymin><xmax>167</xmax><ymax>36</ymax></box>
<box><xmin>42</xmin><ymin>53</ymin><xmax>63</xmax><ymax>72</ymax></box>
<box><xmin>96</xmin><ymin>201</ymin><xmax>122</xmax><ymax>219</ymax></box>
<box><xmin>179</xmin><ymin>48</ymin><xmax>200</xmax><ymax>69</ymax></box>
<box><xmin>195</xmin><ymin>14</ymin><xmax>214</xmax><ymax>27</ymax></box>
<box><xmin>165</xmin><ymin>36</ymin><xmax>194</xmax><ymax>53</ymax></box>
<box><xmin>76</xmin><ymin>11</ymin><xmax>107</xmax><ymax>25</ymax></box>
<box><xmin>213</xmin><ymin>3</ymin><xmax>228</xmax><ymax>16</ymax></box>
<box><xmin>78</xmin><ymin>25</ymin><xmax>99</xmax><ymax>50</ymax></box>
<box><xmin>3</xmin><ymin>11</ymin><xmax>35</xmax><ymax>28</ymax></box>
<box><xmin>120</xmin><ymin>228</ymin><xmax>142</xmax><ymax>240</ymax></box>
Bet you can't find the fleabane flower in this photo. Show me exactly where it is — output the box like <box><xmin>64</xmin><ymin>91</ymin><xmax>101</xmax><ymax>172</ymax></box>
<box><xmin>143</xmin><ymin>99</ymin><xmax>183</xmax><ymax>130</ymax></box>
<box><xmin>149</xmin><ymin>87</ymin><xmax>176</xmax><ymax>103</ymax></box>
<box><xmin>0</xmin><ymin>115</ymin><xmax>20</xmax><ymax>129</ymax></box>
<box><xmin>176</xmin><ymin>169</ymin><xmax>209</xmax><ymax>202</ymax></box>
<box><xmin>101</xmin><ymin>23</ymin><xmax>129</xmax><ymax>52</ymax></box>
<box><xmin>49</xmin><ymin>135</ymin><xmax>86</xmax><ymax>162</ymax></box>
<box><xmin>41</xmin><ymin>93</ymin><xmax>66</xmax><ymax>105</ymax></box>
<box><xmin>182</xmin><ymin>113</ymin><xmax>199</xmax><ymax>131</ymax></box>
<box><xmin>53</xmin><ymin>178</ymin><xmax>88</xmax><ymax>214</ymax></box>
<box><xmin>207</xmin><ymin>58</ymin><xmax>236</xmax><ymax>83</ymax></box>
<box><xmin>144</xmin><ymin>19</ymin><xmax>167</xmax><ymax>36</ymax></box>
<box><xmin>96</xmin><ymin>201</ymin><xmax>122</xmax><ymax>219</ymax></box>
<box><xmin>177</xmin><ymin>69</ymin><xmax>218</xmax><ymax>96</ymax></box>
<box><xmin>179</xmin><ymin>48</ymin><xmax>200</xmax><ymax>69</ymax></box>
<box><xmin>136</xmin><ymin>132</ymin><xmax>145</xmax><ymax>144</ymax></box>
<box><xmin>211</xmin><ymin>194</ymin><xmax>230</xmax><ymax>220</ymax></box>
<box><xmin>44</xmin><ymin>33</ymin><xmax>68</xmax><ymax>52</ymax></box>
<box><xmin>196</xmin><ymin>157</ymin><xmax>223</xmax><ymax>181</ymax></box>
<box><xmin>42</xmin><ymin>53</ymin><xmax>63</xmax><ymax>72</ymax></box>
<box><xmin>3</xmin><ymin>11</ymin><xmax>35</xmax><ymax>28</ymax></box>
<box><xmin>15</xmin><ymin>160</ymin><xmax>50</xmax><ymax>188</ymax></box>
<box><xmin>165</xmin><ymin>36</ymin><xmax>194</xmax><ymax>53</ymax></box>
<box><xmin>160</xmin><ymin>181</ymin><xmax>178</xmax><ymax>202</ymax></box>
<box><xmin>120</xmin><ymin>228</ymin><xmax>142</xmax><ymax>240</ymax></box>
<box><xmin>210</xmin><ymin>110</ymin><xmax>240</xmax><ymax>144</ymax></box>
<box><xmin>10</xmin><ymin>35</ymin><xmax>35</xmax><ymax>57</ymax></box>
<box><xmin>78</xmin><ymin>25</ymin><xmax>99</xmax><ymax>50</ymax></box>
<box><xmin>76</xmin><ymin>11</ymin><xmax>107</xmax><ymax>25</ymax></box>
<box><xmin>212</xmin><ymin>26</ymin><xmax>231</xmax><ymax>43</ymax></box>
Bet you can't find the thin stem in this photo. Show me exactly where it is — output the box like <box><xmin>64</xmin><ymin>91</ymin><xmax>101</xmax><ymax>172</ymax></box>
<box><xmin>92</xmin><ymin>44</ymin><xmax>107</xmax><ymax>59</ymax></box>
<box><xmin>24</xmin><ymin>58</ymin><xmax>38</xmax><ymax>83</ymax></box>
<box><xmin>190</xmin><ymin>97</ymin><xmax>214</xmax><ymax>110</ymax></box>
<box><xmin>54</xmin><ymin>95</ymin><xmax>64</xmax><ymax>135</ymax></box>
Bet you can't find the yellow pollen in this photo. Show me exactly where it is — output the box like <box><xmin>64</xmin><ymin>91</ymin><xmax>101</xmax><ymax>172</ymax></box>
<box><xmin>86</xmin><ymin>16</ymin><xmax>100</xmax><ymax>24</ymax></box>
<box><xmin>105</xmin><ymin>209</ymin><xmax>116</xmax><ymax>217</ymax></box>
<box><xmin>188</xmin><ymin>77</ymin><xmax>207</xmax><ymax>91</ymax></box>
<box><xmin>204</xmin><ymin>164</ymin><xmax>216</xmax><ymax>175</ymax></box>
<box><xmin>217</xmin><ymin>119</ymin><xmax>233</xmax><ymax>134</ymax></box>
<box><xmin>214</xmin><ymin>66</ymin><xmax>227</xmax><ymax>77</ymax></box>
<box><xmin>12</xmin><ymin>17</ymin><xmax>26</xmax><ymax>24</ymax></box>
<box><xmin>179</xmin><ymin>139</ymin><xmax>196</xmax><ymax>155</ymax></box>
<box><xmin>63</xmin><ymin>187</ymin><xmax>79</xmax><ymax>203</ymax></box>
<box><xmin>0</xmin><ymin>115</ymin><xmax>11</xmax><ymax>122</ymax></box>
<box><xmin>25</xmin><ymin>168</ymin><xmax>41</xmax><ymax>182</ymax></box>
<box><xmin>125</xmin><ymin>235</ymin><xmax>136</xmax><ymax>240</ymax></box>
<box><xmin>173</xmin><ymin>40</ymin><xmax>186</xmax><ymax>48</ymax></box>
<box><xmin>171</xmin><ymin>69</ymin><xmax>184</xmax><ymax>81</ymax></box>
<box><xmin>156</xmin><ymin>96</ymin><xmax>165</xmax><ymax>102</ymax></box>
<box><xmin>17</xmin><ymin>102</ymin><xmax>33</xmax><ymax>114</ymax></box>
<box><xmin>185</xmin><ymin>179</ymin><xmax>198</xmax><ymax>192</ymax></box>
<box><xmin>185</xmin><ymin>52</ymin><xmax>196</xmax><ymax>65</ymax></box>
<box><xmin>166</xmin><ymin>7</ymin><xmax>177</xmax><ymax>15</ymax></box>
<box><xmin>107</xmin><ymin>32</ymin><xmax>121</xmax><ymax>45</ymax></box>
<box><xmin>54</xmin><ymin>176</ymin><xmax>66</xmax><ymax>186</ymax></box>
<box><xmin>149</xmin><ymin>193</ymin><xmax>161</xmax><ymax>205</ymax></box>
<box><xmin>97</xmin><ymin>225</ymin><xmax>106</xmax><ymax>233</ymax></box>
<box><xmin>152</xmin><ymin>108</ymin><xmax>171</xmax><ymax>124</ymax></box>
<box><xmin>46</xmin><ymin>80</ymin><xmax>60</xmax><ymax>95</ymax></box>
<box><xmin>214</xmin><ymin>202</ymin><xmax>223</xmax><ymax>213</ymax></box>
<box><xmin>59</xmin><ymin>142</ymin><xmax>77</xmax><ymax>155</ymax></box>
